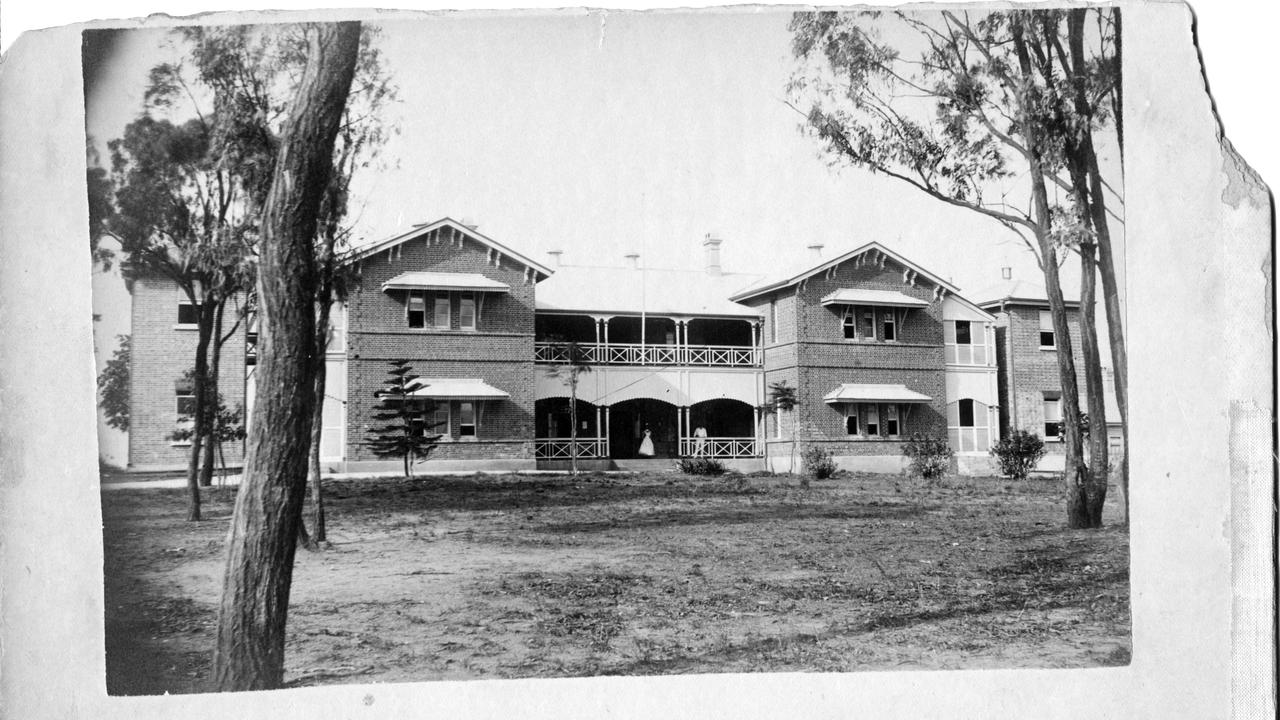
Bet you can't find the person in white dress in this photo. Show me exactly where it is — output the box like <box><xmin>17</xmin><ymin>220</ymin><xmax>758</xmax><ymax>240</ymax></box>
<box><xmin>637</xmin><ymin>427</ymin><xmax>655</xmax><ymax>457</ymax></box>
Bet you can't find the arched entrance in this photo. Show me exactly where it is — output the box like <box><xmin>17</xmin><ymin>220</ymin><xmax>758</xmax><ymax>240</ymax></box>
<box><xmin>535</xmin><ymin>397</ymin><xmax>599</xmax><ymax>438</ymax></box>
<box><xmin>608</xmin><ymin>398</ymin><xmax>678</xmax><ymax>459</ymax></box>
<box><xmin>689</xmin><ymin>398</ymin><xmax>755</xmax><ymax>437</ymax></box>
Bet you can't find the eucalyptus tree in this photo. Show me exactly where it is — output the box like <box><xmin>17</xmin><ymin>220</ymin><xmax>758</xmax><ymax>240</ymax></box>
<box><xmin>213</xmin><ymin>21</ymin><xmax>362</xmax><ymax>691</ymax></box>
<box><xmin>787</xmin><ymin>9</ymin><xmax>1122</xmax><ymax>527</ymax></box>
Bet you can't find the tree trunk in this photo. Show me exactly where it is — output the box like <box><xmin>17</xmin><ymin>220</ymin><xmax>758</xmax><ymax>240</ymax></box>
<box><xmin>1068</xmin><ymin>9</ymin><xmax>1127</xmax><ymax>524</ymax></box>
<box><xmin>1078</xmin><ymin>239</ymin><xmax>1110</xmax><ymax>526</ymax></box>
<box><xmin>308</xmin><ymin>340</ymin><xmax>328</xmax><ymax>542</ymax></box>
<box><xmin>200</xmin><ymin>299</ymin><xmax>226</xmax><ymax>488</ymax></box>
<box><xmin>213</xmin><ymin>22</ymin><xmax>361</xmax><ymax>692</ymax></box>
<box><xmin>185</xmin><ymin>302</ymin><xmax>214</xmax><ymax>521</ymax></box>
<box><xmin>1012</xmin><ymin>17</ymin><xmax>1091</xmax><ymax>529</ymax></box>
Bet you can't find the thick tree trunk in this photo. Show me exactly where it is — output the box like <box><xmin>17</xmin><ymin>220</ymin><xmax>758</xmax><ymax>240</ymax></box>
<box><xmin>1012</xmin><ymin>18</ymin><xmax>1091</xmax><ymax>529</ymax></box>
<box><xmin>213</xmin><ymin>22</ymin><xmax>361</xmax><ymax>692</ymax></box>
<box><xmin>1078</xmin><ymin>240</ymin><xmax>1110</xmax><ymax>526</ymax></box>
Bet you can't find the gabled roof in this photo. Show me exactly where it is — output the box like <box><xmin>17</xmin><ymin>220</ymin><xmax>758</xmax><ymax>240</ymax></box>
<box><xmin>972</xmin><ymin>279</ymin><xmax>1080</xmax><ymax>310</ymax></box>
<box><xmin>346</xmin><ymin>217</ymin><xmax>554</xmax><ymax>279</ymax></box>
<box><xmin>729</xmin><ymin>241</ymin><xmax>960</xmax><ymax>303</ymax></box>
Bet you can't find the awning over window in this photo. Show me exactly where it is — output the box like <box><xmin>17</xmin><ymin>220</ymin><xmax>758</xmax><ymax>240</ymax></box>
<box><xmin>823</xmin><ymin>383</ymin><xmax>932</xmax><ymax>404</ymax></box>
<box><xmin>382</xmin><ymin>272</ymin><xmax>510</xmax><ymax>293</ymax></box>
<box><xmin>819</xmin><ymin>289</ymin><xmax>930</xmax><ymax>308</ymax></box>
<box><xmin>405</xmin><ymin>378</ymin><xmax>510</xmax><ymax>400</ymax></box>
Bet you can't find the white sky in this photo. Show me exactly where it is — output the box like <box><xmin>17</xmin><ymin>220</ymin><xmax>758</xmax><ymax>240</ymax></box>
<box><xmin>79</xmin><ymin>8</ymin><xmax>1126</xmax><ymax>301</ymax></box>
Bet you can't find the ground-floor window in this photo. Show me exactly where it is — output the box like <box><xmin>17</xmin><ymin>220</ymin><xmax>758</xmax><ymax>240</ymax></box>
<box><xmin>459</xmin><ymin>402</ymin><xmax>477</xmax><ymax>438</ymax></box>
<box><xmin>842</xmin><ymin>403</ymin><xmax>904</xmax><ymax>439</ymax></box>
<box><xmin>1042</xmin><ymin>393</ymin><xmax>1062</xmax><ymax>440</ymax></box>
<box><xmin>948</xmin><ymin>398</ymin><xmax>991</xmax><ymax>452</ymax></box>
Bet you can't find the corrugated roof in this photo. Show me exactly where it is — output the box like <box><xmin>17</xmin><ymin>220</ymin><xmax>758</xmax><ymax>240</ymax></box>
<box><xmin>820</xmin><ymin>288</ymin><xmax>931</xmax><ymax>308</ymax></box>
<box><xmin>382</xmin><ymin>271</ymin><xmax>510</xmax><ymax>293</ymax></box>
<box><xmin>536</xmin><ymin>265</ymin><xmax>764</xmax><ymax>318</ymax></box>
<box><xmin>823</xmin><ymin>383</ymin><xmax>933</xmax><ymax>404</ymax></box>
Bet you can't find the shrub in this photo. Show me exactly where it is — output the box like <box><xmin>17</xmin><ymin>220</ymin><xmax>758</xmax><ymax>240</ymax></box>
<box><xmin>989</xmin><ymin>430</ymin><xmax>1047</xmax><ymax>481</ymax></box>
<box><xmin>901</xmin><ymin>433</ymin><xmax>953</xmax><ymax>480</ymax></box>
<box><xmin>677</xmin><ymin>457</ymin><xmax>727</xmax><ymax>476</ymax></box>
<box><xmin>801</xmin><ymin>445</ymin><xmax>838</xmax><ymax>479</ymax></box>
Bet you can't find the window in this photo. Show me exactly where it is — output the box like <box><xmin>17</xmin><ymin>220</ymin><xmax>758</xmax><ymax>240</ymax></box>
<box><xmin>175</xmin><ymin>389</ymin><xmax>196</xmax><ymax>417</ymax></box>
<box><xmin>1039</xmin><ymin>310</ymin><xmax>1055</xmax><ymax>348</ymax></box>
<box><xmin>958</xmin><ymin>398</ymin><xmax>975</xmax><ymax>427</ymax></box>
<box><xmin>861</xmin><ymin>308</ymin><xmax>875</xmax><ymax>340</ymax></box>
<box><xmin>845</xmin><ymin>410</ymin><xmax>859</xmax><ymax>436</ymax></box>
<box><xmin>459</xmin><ymin>402</ymin><xmax>477</xmax><ymax>437</ymax></box>
<box><xmin>842</xmin><ymin>307</ymin><xmax>857</xmax><ymax>339</ymax></box>
<box><xmin>885</xmin><ymin>404</ymin><xmax>899</xmax><ymax>436</ymax></box>
<box><xmin>407</xmin><ymin>292</ymin><xmax>426</xmax><ymax>328</ymax></box>
<box><xmin>177</xmin><ymin>301</ymin><xmax>200</xmax><ymax>326</ymax></box>
<box><xmin>954</xmin><ymin>320</ymin><xmax>972</xmax><ymax>345</ymax></box>
<box><xmin>883</xmin><ymin>311</ymin><xmax>896</xmax><ymax>341</ymax></box>
<box><xmin>421</xmin><ymin>402</ymin><xmax>449</xmax><ymax>439</ymax></box>
<box><xmin>1043</xmin><ymin>394</ymin><xmax>1062</xmax><ymax>439</ymax></box>
<box><xmin>865</xmin><ymin>404</ymin><xmax>879</xmax><ymax>436</ymax></box>
<box><xmin>460</xmin><ymin>294</ymin><xmax>476</xmax><ymax>330</ymax></box>
<box><xmin>434</xmin><ymin>296</ymin><xmax>451</xmax><ymax>329</ymax></box>
<box><xmin>770</xmin><ymin>300</ymin><xmax>778</xmax><ymax>343</ymax></box>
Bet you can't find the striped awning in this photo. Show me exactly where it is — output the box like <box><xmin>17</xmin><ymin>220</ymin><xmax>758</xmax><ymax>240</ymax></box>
<box><xmin>823</xmin><ymin>383</ymin><xmax>932</xmax><ymax>404</ymax></box>
<box><xmin>382</xmin><ymin>272</ymin><xmax>510</xmax><ymax>293</ymax></box>
<box><xmin>405</xmin><ymin>378</ymin><xmax>510</xmax><ymax>400</ymax></box>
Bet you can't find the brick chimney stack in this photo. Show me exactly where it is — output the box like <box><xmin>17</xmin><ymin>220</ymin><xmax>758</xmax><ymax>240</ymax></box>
<box><xmin>624</xmin><ymin>252</ymin><xmax>640</xmax><ymax>269</ymax></box>
<box><xmin>807</xmin><ymin>243</ymin><xmax>824</xmax><ymax>261</ymax></box>
<box><xmin>547</xmin><ymin>250</ymin><xmax>563</xmax><ymax>268</ymax></box>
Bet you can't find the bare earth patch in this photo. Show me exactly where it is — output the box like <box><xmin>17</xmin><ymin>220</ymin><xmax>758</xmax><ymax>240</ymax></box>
<box><xmin>101</xmin><ymin>472</ymin><xmax>1129</xmax><ymax>694</ymax></box>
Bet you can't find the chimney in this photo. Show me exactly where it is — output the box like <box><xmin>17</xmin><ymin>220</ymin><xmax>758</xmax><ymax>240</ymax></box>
<box><xmin>547</xmin><ymin>249</ymin><xmax>563</xmax><ymax>268</ymax></box>
<box><xmin>702</xmin><ymin>233</ymin><xmax>723</xmax><ymax>276</ymax></box>
<box><xmin>460</xmin><ymin>217</ymin><xmax>478</xmax><ymax>230</ymax></box>
<box><xmin>624</xmin><ymin>252</ymin><xmax>640</xmax><ymax>269</ymax></box>
<box><xmin>1001</xmin><ymin>266</ymin><xmax>1012</xmax><ymax>280</ymax></box>
<box><xmin>807</xmin><ymin>243</ymin><xmax>824</xmax><ymax>261</ymax></box>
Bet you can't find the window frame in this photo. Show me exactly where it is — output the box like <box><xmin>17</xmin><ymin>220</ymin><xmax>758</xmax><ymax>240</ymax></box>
<box><xmin>958</xmin><ymin>398</ymin><xmax>976</xmax><ymax>427</ymax></box>
<box><xmin>1038</xmin><ymin>310</ymin><xmax>1056</xmax><ymax>349</ymax></box>
<box><xmin>954</xmin><ymin>320</ymin><xmax>972</xmax><ymax>345</ymax></box>
<box><xmin>1042</xmin><ymin>394</ymin><xmax>1062</xmax><ymax>440</ymax></box>
<box><xmin>842</xmin><ymin>306</ymin><xmax>857</xmax><ymax>340</ymax></box>
<box><xmin>176</xmin><ymin>301</ymin><xmax>201</xmax><ymax>328</ymax></box>
<box><xmin>864</xmin><ymin>403</ymin><xmax>879</xmax><ymax>437</ymax></box>
<box><xmin>883</xmin><ymin>310</ymin><xmax>897</xmax><ymax>342</ymax></box>
<box><xmin>459</xmin><ymin>293</ymin><xmax>477</xmax><ymax>331</ymax></box>
<box><xmin>406</xmin><ymin>291</ymin><xmax>426</xmax><ymax>329</ymax></box>
<box><xmin>433</xmin><ymin>294</ymin><xmax>452</xmax><ymax>329</ymax></box>
<box><xmin>884</xmin><ymin>404</ymin><xmax>900</xmax><ymax>437</ymax></box>
<box><xmin>845</xmin><ymin>406</ymin><xmax>859</xmax><ymax>436</ymax></box>
<box><xmin>458</xmin><ymin>401</ymin><xmax>478</xmax><ymax>439</ymax></box>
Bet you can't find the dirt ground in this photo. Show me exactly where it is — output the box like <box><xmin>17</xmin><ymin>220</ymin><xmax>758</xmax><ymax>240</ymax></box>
<box><xmin>101</xmin><ymin>471</ymin><xmax>1130</xmax><ymax>694</ymax></box>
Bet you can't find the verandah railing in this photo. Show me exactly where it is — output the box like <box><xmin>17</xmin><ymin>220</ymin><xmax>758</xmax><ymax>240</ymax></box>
<box><xmin>533</xmin><ymin>438</ymin><xmax>607</xmax><ymax>460</ymax></box>
<box><xmin>677</xmin><ymin>437</ymin><xmax>759</xmax><ymax>459</ymax></box>
<box><xmin>533</xmin><ymin>342</ymin><xmax>759</xmax><ymax>367</ymax></box>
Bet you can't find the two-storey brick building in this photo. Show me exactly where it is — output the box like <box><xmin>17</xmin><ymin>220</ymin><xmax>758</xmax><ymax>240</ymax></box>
<box><xmin>113</xmin><ymin>217</ymin><xmax>1044</xmax><ymax>476</ymax></box>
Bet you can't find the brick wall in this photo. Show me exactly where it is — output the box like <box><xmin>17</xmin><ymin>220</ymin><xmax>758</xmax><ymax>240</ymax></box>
<box><xmin>994</xmin><ymin>303</ymin><xmax>1089</xmax><ymax>453</ymax></box>
<box><xmin>748</xmin><ymin>254</ymin><xmax>948</xmax><ymax>456</ymax></box>
<box><xmin>344</xmin><ymin>231</ymin><xmax>539</xmax><ymax>462</ymax></box>
<box><xmin>128</xmin><ymin>275</ymin><xmax>247</xmax><ymax>469</ymax></box>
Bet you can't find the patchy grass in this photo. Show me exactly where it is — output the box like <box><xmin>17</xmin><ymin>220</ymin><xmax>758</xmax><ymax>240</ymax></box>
<box><xmin>101</xmin><ymin>472</ymin><xmax>1129</xmax><ymax>693</ymax></box>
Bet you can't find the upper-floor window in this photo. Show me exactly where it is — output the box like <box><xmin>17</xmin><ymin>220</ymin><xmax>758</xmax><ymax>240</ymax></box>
<box><xmin>177</xmin><ymin>301</ymin><xmax>201</xmax><ymax>326</ymax></box>
<box><xmin>175</xmin><ymin>388</ymin><xmax>196</xmax><ymax>417</ymax></box>
<box><xmin>842</xmin><ymin>307</ymin><xmax>857</xmax><ymax>339</ymax></box>
<box><xmin>841</xmin><ymin>305</ymin><xmax>904</xmax><ymax>342</ymax></box>
<box><xmin>460</xmin><ymin>294</ymin><xmax>476</xmax><ymax>330</ymax></box>
<box><xmin>407</xmin><ymin>293</ymin><xmax>426</xmax><ymax>328</ymax></box>
<box><xmin>433</xmin><ymin>296</ymin><xmax>451</xmax><ymax>329</ymax></box>
<box><xmin>883</xmin><ymin>312</ymin><xmax>897</xmax><ymax>342</ymax></box>
<box><xmin>954</xmin><ymin>320</ymin><xmax>972</xmax><ymax>345</ymax></box>
<box><xmin>1039</xmin><ymin>310</ymin><xmax>1055</xmax><ymax>349</ymax></box>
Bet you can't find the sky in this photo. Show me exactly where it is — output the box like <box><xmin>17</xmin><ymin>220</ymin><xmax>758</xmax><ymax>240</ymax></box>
<box><xmin>82</xmin><ymin>9</ymin><xmax>1117</xmax><ymax>302</ymax></box>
